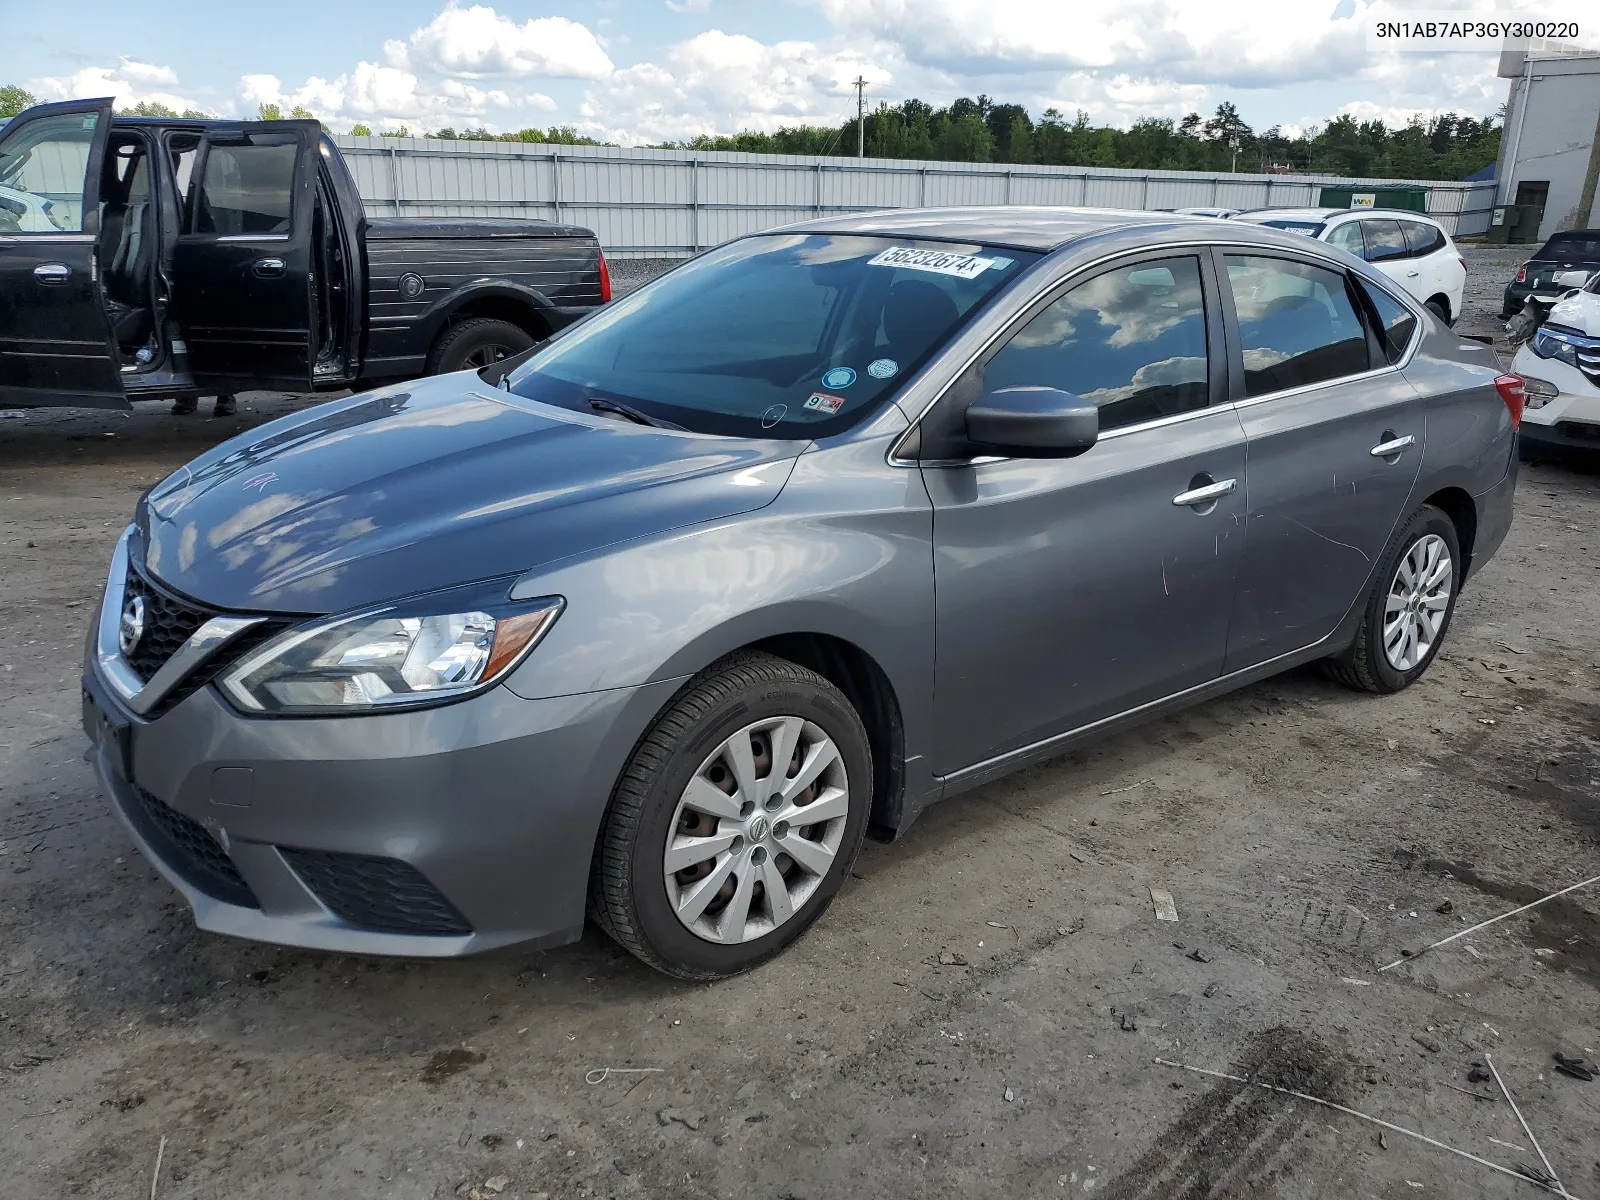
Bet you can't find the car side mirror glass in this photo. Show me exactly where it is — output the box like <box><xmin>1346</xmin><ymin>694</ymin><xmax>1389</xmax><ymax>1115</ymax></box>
<box><xmin>964</xmin><ymin>386</ymin><xmax>1099</xmax><ymax>459</ymax></box>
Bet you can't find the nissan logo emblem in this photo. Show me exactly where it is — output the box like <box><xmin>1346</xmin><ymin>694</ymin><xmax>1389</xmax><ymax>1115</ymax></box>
<box><xmin>119</xmin><ymin>595</ymin><xmax>146</xmax><ymax>656</ymax></box>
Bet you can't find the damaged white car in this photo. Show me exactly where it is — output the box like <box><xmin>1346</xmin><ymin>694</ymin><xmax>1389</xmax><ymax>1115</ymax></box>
<box><xmin>1513</xmin><ymin>274</ymin><xmax>1600</xmax><ymax>458</ymax></box>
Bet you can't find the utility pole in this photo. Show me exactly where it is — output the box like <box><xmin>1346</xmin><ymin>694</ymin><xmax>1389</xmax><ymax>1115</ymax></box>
<box><xmin>854</xmin><ymin>76</ymin><xmax>867</xmax><ymax>157</ymax></box>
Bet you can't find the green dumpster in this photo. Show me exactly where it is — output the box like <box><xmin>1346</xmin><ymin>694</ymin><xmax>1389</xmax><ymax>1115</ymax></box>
<box><xmin>1318</xmin><ymin>185</ymin><xmax>1428</xmax><ymax>213</ymax></box>
<box><xmin>1486</xmin><ymin>204</ymin><xmax>1544</xmax><ymax>243</ymax></box>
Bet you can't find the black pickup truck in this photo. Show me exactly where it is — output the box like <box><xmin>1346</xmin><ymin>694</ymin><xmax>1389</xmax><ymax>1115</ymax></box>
<box><xmin>0</xmin><ymin>98</ymin><xmax>610</xmax><ymax>410</ymax></box>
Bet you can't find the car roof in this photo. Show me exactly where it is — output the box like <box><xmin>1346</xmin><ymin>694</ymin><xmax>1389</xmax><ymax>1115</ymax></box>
<box><xmin>1237</xmin><ymin>206</ymin><xmax>1442</xmax><ymax>227</ymax></box>
<box><xmin>772</xmin><ymin>206</ymin><xmax>1248</xmax><ymax>252</ymax></box>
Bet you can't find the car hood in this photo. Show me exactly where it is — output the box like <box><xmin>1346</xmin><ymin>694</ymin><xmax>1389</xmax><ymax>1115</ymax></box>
<box><xmin>134</xmin><ymin>376</ymin><xmax>802</xmax><ymax>614</ymax></box>
<box><xmin>1546</xmin><ymin>289</ymin><xmax>1600</xmax><ymax>337</ymax></box>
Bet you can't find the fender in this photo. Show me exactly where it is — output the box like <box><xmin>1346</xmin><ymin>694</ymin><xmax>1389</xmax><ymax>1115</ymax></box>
<box><xmin>413</xmin><ymin>279</ymin><xmax>559</xmax><ymax>346</ymax></box>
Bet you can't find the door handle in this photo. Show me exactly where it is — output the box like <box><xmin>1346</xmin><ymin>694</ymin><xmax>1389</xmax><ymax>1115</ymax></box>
<box><xmin>1172</xmin><ymin>478</ymin><xmax>1237</xmax><ymax>508</ymax></box>
<box><xmin>251</xmin><ymin>257</ymin><xmax>286</xmax><ymax>278</ymax></box>
<box><xmin>33</xmin><ymin>262</ymin><xmax>71</xmax><ymax>284</ymax></box>
<box><xmin>1370</xmin><ymin>434</ymin><xmax>1416</xmax><ymax>458</ymax></box>
<box><xmin>1406</xmin><ymin>270</ymin><xmax>1420</xmax><ymax>277</ymax></box>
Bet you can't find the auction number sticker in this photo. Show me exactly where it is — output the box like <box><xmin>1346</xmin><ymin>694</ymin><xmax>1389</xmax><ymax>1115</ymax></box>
<box><xmin>804</xmin><ymin>392</ymin><xmax>846</xmax><ymax>414</ymax></box>
<box><xmin>869</xmin><ymin>246</ymin><xmax>998</xmax><ymax>279</ymax></box>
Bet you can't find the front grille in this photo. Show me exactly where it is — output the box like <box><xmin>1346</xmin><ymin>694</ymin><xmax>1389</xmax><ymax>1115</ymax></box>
<box><xmin>126</xmin><ymin>784</ymin><xmax>259</xmax><ymax>908</ymax></box>
<box><xmin>120</xmin><ymin>564</ymin><xmax>293</xmax><ymax>715</ymax></box>
<box><xmin>280</xmin><ymin>849</ymin><xmax>472</xmax><ymax>935</ymax></box>
<box><xmin>121</xmin><ymin>566</ymin><xmax>211</xmax><ymax>681</ymax></box>
<box><xmin>1556</xmin><ymin>421</ymin><xmax>1600</xmax><ymax>443</ymax></box>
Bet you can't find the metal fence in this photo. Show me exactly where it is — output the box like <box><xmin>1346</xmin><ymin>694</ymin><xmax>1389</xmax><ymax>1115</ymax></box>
<box><xmin>333</xmin><ymin>136</ymin><xmax>1498</xmax><ymax>256</ymax></box>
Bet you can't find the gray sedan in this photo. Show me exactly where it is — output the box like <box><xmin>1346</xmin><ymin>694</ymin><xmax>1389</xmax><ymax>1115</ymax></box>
<box><xmin>82</xmin><ymin>207</ymin><xmax>1520</xmax><ymax>979</ymax></box>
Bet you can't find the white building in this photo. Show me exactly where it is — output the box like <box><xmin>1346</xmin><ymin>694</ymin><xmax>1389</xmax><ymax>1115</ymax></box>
<box><xmin>1495</xmin><ymin>46</ymin><xmax>1600</xmax><ymax>239</ymax></box>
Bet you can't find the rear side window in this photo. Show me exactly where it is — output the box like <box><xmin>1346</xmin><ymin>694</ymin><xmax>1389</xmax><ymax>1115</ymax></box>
<box><xmin>1357</xmin><ymin>279</ymin><xmax>1418</xmax><ymax>364</ymax></box>
<box><xmin>1326</xmin><ymin>222</ymin><xmax>1365</xmax><ymax>257</ymax></box>
<box><xmin>1400</xmin><ymin>220</ymin><xmax>1446</xmax><ymax>257</ymax></box>
<box><xmin>1360</xmin><ymin>220</ymin><xmax>1410</xmax><ymax>263</ymax></box>
<box><xmin>1224</xmin><ymin>255</ymin><xmax>1370</xmax><ymax>396</ymax></box>
<box><xmin>981</xmin><ymin>256</ymin><xmax>1210</xmax><ymax>431</ymax></box>
<box><xmin>193</xmin><ymin>139</ymin><xmax>297</xmax><ymax>235</ymax></box>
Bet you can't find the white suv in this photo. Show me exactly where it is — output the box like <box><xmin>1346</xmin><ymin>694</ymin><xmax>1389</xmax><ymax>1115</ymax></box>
<box><xmin>1233</xmin><ymin>208</ymin><xmax>1467</xmax><ymax>324</ymax></box>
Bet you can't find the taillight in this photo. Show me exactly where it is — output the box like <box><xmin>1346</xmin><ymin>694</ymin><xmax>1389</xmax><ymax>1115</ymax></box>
<box><xmin>598</xmin><ymin>250</ymin><xmax>612</xmax><ymax>303</ymax></box>
<box><xmin>1495</xmin><ymin>373</ymin><xmax>1525</xmax><ymax>429</ymax></box>
<box><xmin>1515</xmin><ymin>262</ymin><xmax>1528</xmax><ymax>283</ymax></box>
<box><xmin>1458</xmin><ymin>257</ymin><xmax>1467</xmax><ymax>270</ymax></box>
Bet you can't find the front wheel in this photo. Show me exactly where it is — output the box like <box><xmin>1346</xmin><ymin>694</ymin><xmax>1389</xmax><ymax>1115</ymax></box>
<box><xmin>591</xmin><ymin>652</ymin><xmax>872</xmax><ymax>980</ymax></box>
<box><xmin>1325</xmin><ymin>504</ymin><xmax>1461</xmax><ymax>694</ymax></box>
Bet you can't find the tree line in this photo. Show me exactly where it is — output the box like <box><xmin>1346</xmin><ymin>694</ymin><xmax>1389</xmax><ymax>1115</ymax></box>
<box><xmin>2</xmin><ymin>84</ymin><xmax>1498</xmax><ymax>180</ymax></box>
<box><xmin>664</xmin><ymin>97</ymin><xmax>1501</xmax><ymax>181</ymax></box>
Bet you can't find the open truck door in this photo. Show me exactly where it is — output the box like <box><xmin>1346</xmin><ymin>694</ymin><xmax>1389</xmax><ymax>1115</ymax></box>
<box><xmin>0</xmin><ymin>98</ymin><xmax>126</xmax><ymax>410</ymax></box>
<box><xmin>170</xmin><ymin>121</ymin><xmax>320</xmax><ymax>392</ymax></box>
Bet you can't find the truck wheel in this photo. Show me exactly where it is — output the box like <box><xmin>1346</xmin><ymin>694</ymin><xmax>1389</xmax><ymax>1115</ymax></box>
<box><xmin>426</xmin><ymin>318</ymin><xmax>537</xmax><ymax>376</ymax></box>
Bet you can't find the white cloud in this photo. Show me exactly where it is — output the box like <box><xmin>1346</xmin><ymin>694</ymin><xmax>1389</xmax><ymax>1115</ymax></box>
<box><xmin>579</xmin><ymin>29</ymin><xmax>891</xmax><ymax>144</ymax></box>
<box><xmin>30</xmin><ymin>58</ymin><xmax>212</xmax><ymax>115</ymax></box>
<box><xmin>243</xmin><ymin>63</ymin><xmax>514</xmax><ymax>132</ymax></box>
<box><xmin>387</xmin><ymin>4</ymin><xmax>613</xmax><ymax>80</ymax></box>
<box><xmin>665</xmin><ymin>0</ymin><xmax>712</xmax><ymax>11</ymax></box>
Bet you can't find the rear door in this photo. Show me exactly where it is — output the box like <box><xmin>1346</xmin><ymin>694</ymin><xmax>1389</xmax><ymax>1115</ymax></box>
<box><xmin>1219</xmin><ymin>251</ymin><xmax>1425</xmax><ymax>669</ymax></box>
<box><xmin>170</xmin><ymin>121</ymin><xmax>318</xmax><ymax>391</ymax></box>
<box><xmin>0</xmin><ymin>98</ymin><xmax>124</xmax><ymax>409</ymax></box>
<box><xmin>1356</xmin><ymin>218</ymin><xmax>1417</xmax><ymax>301</ymax></box>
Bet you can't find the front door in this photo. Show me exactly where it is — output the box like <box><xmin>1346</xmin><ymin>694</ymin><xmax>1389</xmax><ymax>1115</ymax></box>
<box><xmin>169</xmin><ymin>121</ymin><xmax>319</xmax><ymax>392</ymax></box>
<box><xmin>923</xmin><ymin>252</ymin><xmax>1247</xmax><ymax>776</ymax></box>
<box><xmin>0</xmin><ymin>98</ymin><xmax>123</xmax><ymax>409</ymax></box>
<box><xmin>1219</xmin><ymin>251</ymin><xmax>1426</xmax><ymax>670</ymax></box>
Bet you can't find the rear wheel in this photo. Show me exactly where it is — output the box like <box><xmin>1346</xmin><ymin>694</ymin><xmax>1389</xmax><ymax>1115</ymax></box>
<box><xmin>1426</xmin><ymin>297</ymin><xmax>1451</xmax><ymax>324</ymax></box>
<box><xmin>426</xmin><ymin>317</ymin><xmax>536</xmax><ymax>376</ymax></box>
<box><xmin>591</xmin><ymin>652</ymin><xmax>871</xmax><ymax>980</ymax></box>
<box><xmin>1324</xmin><ymin>504</ymin><xmax>1460</xmax><ymax>694</ymax></box>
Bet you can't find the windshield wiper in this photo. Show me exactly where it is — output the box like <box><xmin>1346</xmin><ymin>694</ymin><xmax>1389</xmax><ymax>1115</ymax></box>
<box><xmin>586</xmin><ymin>396</ymin><xmax>678</xmax><ymax>429</ymax></box>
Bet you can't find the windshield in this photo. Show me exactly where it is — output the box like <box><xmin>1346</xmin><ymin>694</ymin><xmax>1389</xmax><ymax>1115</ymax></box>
<box><xmin>503</xmin><ymin>233</ymin><xmax>1038</xmax><ymax>438</ymax></box>
<box><xmin>1538</xmin><ymin>234</ymin><xmax>1600</xmax><ymax>262</ymax></box>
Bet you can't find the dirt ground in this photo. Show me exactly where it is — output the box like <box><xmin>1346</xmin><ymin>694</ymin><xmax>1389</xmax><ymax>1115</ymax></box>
<box><xmin>1</xmin><ymin>246</ymin><xmax>1597</xmax><ymax>1199</ymax></box>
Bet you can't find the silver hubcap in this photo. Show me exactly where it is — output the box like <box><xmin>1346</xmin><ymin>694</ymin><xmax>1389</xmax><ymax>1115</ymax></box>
<box><xmin>664</xmin><ymin>716</ymin><xmax>850</xmax><ymax>944</ymax></box>
<box><xmin>1383</xmin><ymin>533</ymin><xmax>1452</xmax><ymax>671</ymax></box>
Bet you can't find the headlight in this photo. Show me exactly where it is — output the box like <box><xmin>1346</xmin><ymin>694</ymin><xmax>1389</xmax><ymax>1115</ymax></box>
<box><xmin>1532</xmin><ymin>330</ymin><xmax>1578</xmax><ymax>366</ymax></box>
<box><xmin>219</xmin><ymin>584</ymin><xmax>563</xmax><ymax>715</ymax></box>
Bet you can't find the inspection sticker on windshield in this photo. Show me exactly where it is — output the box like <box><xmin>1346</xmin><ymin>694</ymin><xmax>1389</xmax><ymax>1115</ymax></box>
<box><xmin>868</xmin><ymin>246</ymin><xmax>999</xmax><ymax>279</ymax></box>
<box><xmin>804</xmin><ymin>392</ymin><xmax>846</xmax><ymax>414</ymax></box>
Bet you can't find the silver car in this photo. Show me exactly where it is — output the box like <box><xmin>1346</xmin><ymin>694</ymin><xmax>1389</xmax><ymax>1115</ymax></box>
<box><xmin>82</xmin><ymin>208</ymin><xmax>1521</xmax><ymax>978</ymax></box>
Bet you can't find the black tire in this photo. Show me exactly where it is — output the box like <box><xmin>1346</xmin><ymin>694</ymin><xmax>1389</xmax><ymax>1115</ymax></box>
<box><xmin>590</xmin><ymin>651</ymin><xmax>872</xmax><ymax>980</ymax></box>
<box><xmin>1426</xmin><ymin>298</ymin><xmax>1450</xmax><ymax>324</ymax></box>
<box><xmin>425</xmin><ymin>317</ymin><xmax>536</xmax><ymax>376</ymax></box>
<box><xmin>1324</xmin><ymin>504</ymin><xmax>1461</xmax><ymax>694</ymax></box>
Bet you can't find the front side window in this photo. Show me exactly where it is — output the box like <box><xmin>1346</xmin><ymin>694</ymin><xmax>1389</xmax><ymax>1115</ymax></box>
<box><xmin>1360</xmin><ymin>219</ymin><xmax>1410</xmax><ymax>263</ymax></box>
<box><xmin>0</xmin><ymin>110</ymin><xmax>96</xmax><ymax>234</ymax></box>
<box><xmin>505</xmin><ymin>234</ymin><xmax>1037</xmax><ymax>438</ymax></box>
<box><xmin>193</xmin><ymin>137</ymin><xmax>297</xmax><ymax>235</ymax></box>
<box><xmin>1357</xmin><ymin>279</ymin><xmax>1418</xmax><ymax>364</ymax></box>
<box><xmin>979</xmin><ymin>256</ymin><xmax>1210</xmax><ymax>432</ymax></box>
<box><xmin>1225</xmin><ymin>254</ymin><xmax>1370</xmax><ymax>396</ymax></box>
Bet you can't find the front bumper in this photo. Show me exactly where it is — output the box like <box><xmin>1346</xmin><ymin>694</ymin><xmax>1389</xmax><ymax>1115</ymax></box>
<box><xmin>83</xmin><ymin>656</ymin><xmax>682</xmax><ymax>957</ymax></box>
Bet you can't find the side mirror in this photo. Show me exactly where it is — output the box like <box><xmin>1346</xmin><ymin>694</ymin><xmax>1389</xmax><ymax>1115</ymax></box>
<box><xmin>964</xmin><ymin>386</ymin><xmax>1099</xmax><ymax>459</ymax></box>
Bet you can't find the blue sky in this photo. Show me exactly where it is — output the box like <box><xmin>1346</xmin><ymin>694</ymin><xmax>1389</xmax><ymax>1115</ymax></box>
<box><xmin>0</xmin><ymin>1</ymin><xmax>1571</xmax><ymax>144</ymax></box>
